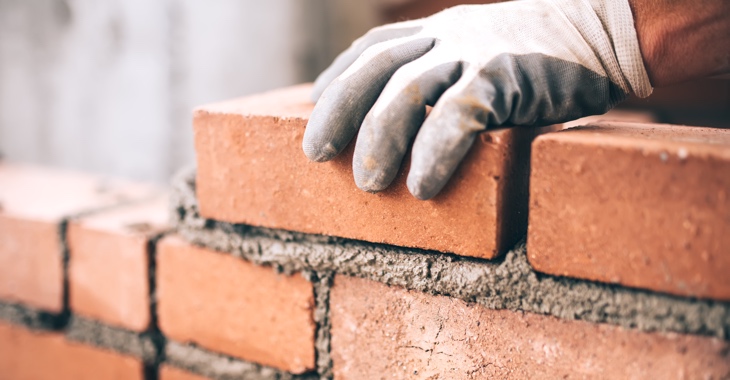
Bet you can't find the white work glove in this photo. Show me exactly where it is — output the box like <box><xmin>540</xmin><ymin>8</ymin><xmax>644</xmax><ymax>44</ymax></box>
<box><xmin>303</xmin><ymin>0</ymin><xmax>652</xmax><ymax>200</ymax></box>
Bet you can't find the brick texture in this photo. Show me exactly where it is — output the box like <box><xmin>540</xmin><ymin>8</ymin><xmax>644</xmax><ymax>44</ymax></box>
<box><xmin>0</xmin><ymin>216</ymin><xmax>62</xmax><ymax>312</ymax></box>
<box><xmin>68</xmin><ymin>196</ymin><xmax>169</xmax><ymax>331</ymax></box>
<box><xmin>193</xmin><ymin>84</ymin><xmax>555</xmax><ymax>259</ymax></box>
<box><xmin>159</xmin><ymin>366</ymin><xmax>210</xmax><ymax>380</ymax></box>
<box><xmin>330</xmin><ymin>275</ymin><xmax>730</xmax><ymax>379</ymax></box>
<box><xmin>0</xmin><ymin>163</ymin><xmax>157</xmax><ymax>312</ymax></box>
<box><xmin>157</xmin><ymin>236</ymin><xmax>316</xmax><ymax>373</ymax></box>
<box><xmin>528</xmin><ymin>122</ymin><xmax>730</xmax><ymax>300</ymax></box>
<box><xmin>0</xmin><ymin>321</ymin><xmax>144</xmax><ymax>379</ymax></box>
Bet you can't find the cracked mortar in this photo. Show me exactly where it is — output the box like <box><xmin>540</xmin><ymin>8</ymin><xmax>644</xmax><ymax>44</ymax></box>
<box><xmin>172</xmin><ymin>168</ymin><xmax>730</xmax><ymax>340</ymax></box>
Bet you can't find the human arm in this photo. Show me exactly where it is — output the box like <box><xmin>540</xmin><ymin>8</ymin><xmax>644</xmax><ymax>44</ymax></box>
<box><xmin>629</xmin><ymin>0</ymin><xmax>730</xmax><ymax>86</ymax></box>
<box><xmin>302</xmin><ymin>0</ymin><xmax>730</xmax><ymax>200</ymax></box>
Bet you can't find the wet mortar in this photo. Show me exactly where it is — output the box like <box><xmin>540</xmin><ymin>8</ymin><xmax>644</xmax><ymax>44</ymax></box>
<box><xmin>172</xmin><ymin>167</ymin><xmax>730</xmax><ymax>341</ymax></box>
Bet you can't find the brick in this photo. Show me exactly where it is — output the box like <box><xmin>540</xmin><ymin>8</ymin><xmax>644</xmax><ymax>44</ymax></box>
<box><xmin>330</xmin><ymin>275</ymin><xmax>730</xmax><ymax>379</ymax></box>
<box><xmin>157</xmin><ymin>235</ymin><xmax>316</xmax><ymax>373</ymax></box>
<box><xmin>68</xmin><ymin>196</ymin><xmax>169</xmax><ymax>331</ymax></box>
<box><xmin>0</xmin><ymin>321</ymin><xmax>144</xmax><ymax>379</ymax></box>
<box><xmin>528</xmin><ymin>122</ymin><xmax>730</xmax><ymax>300</ymax></box>
<box><xmin>562</xmin><ymin>108</ymin><xmax>657</xmax><ymax>129</ymax></box>
<box><xmin>160</xmin><ymin>366</ymin><xmax>210</xmax><ymax>380</ymax></box>
<box><xmin>194</xmin><ymin>84</ymin><xmax>554</xmax><ymax>259</ymax></box>
<box><xmin>0</xmin><ymin>163</ymin><xmax>157</xmax><ymax>312</ymax></box>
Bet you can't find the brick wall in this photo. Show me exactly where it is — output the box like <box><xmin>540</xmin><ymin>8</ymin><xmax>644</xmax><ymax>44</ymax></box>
<box><xmin>1</xmin><ymin>85</ymin><xmax>729</xmax><ymax>379</ymax></box>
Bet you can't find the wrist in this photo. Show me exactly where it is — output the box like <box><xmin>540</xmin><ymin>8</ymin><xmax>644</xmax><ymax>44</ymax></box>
<box><xmin>628</xmin><ymin>0</ymin><xmax>730</xmax><ymax>87</ymax></box>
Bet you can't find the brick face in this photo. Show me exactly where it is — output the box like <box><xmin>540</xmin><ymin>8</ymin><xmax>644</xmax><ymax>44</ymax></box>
<box><xmin>0</xmin><ymin>321</ymin><xmax>144</xmax><ymax>380</ymax></box>
<box><xmin>330</xmin><ymin>275</ymin><xmax>730</xmax><ymax>379</ymax></box>
<box><xmin>194</xmin><ymin>84</ymin><xmax>555</xmax><ymax>259</ymax></box>
<box><xmin>67</xmin><ymin>197</ymin><xmax>169</xmax><ymax>331</ymax></box>
<box><xmin>0</xmin><ymin>163</ymin><xmax>158</xmax><ymax>312</ymax></box>
<box><xmin>0</xmin><ymin>215</ymin><xmax>63</xmax><ymax>312</ymax></box>
<box><xmin>528</xmin><ymin>122</ymin><xmax>730</xmax><ymax>300</ymax></box>
<box><xmin>156</xmin><ymin>236</ymin><xmax>316</xmax><ymax>374</ymax></box>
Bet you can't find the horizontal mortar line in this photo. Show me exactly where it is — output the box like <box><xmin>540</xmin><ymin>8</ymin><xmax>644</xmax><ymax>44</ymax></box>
<box><xmin>0</xmin><ymin>305</ymin><xmax>154</xmax><ymax>362</ymax></box>
<box><xmin>0</xmin><ymin>301</ymin><xmax>67</xmax><ymax>331</ymax></box>
<box><xmin>65</xmin><ymin>315</ymin><xmax>157</xmax><ymax>363</ymax></box>
<box><xmin>172</xmin><ymin>168</ymin><xmax>730</xmax><ymax>341</ymax></box>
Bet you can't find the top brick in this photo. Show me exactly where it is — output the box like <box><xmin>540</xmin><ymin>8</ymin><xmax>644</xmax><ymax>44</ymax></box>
<box><xmin>194</xmin><ymin>84</ymin><xmax>554</xmax><ymax>259</ymax></box>
<box><xmin>528</xmin><ymin>122</ymin><xmax>730</xmax><ymax>300</ymax></box>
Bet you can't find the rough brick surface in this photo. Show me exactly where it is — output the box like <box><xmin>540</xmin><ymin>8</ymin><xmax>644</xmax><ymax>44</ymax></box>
<box><xmin>0</xmin><ymin>321</ymin><xmax>144</xmax><ymax>379</ymax></box>
<box><xmin>0</xmin><ymin>163</ymin><xmax>157</xmax><ymax>312</ymax></box>
<box><xmin>160</xmin><ymin>366</ymin><xmax>210</xmax><ymax>380</ymax></box>
<box><xmin>528</xmin><ymin>122</ymin><xmax>730</xmax><ymax>300</ymax></box>
<box><xmin>194</xmin><ymin>84</ymin><xmax>554</xmax><ymax>259</ymax></box>
<box><xmin>0</xmin><ymin>216</ymin><xmax>63</xmax><ymax>312</ymax></box>
<box><xmin>68</xmin><ymin>196</ymin><xmax>168</xmax><ymax>331</ymax></box>
<box><xmin>330</xmin><ymin>275</ymin><xmax>730</xmax><ymax>379</ymax></box>
<box><xmin>562</xmin><ymin>109</ymin><xmax>657</xmax><ymax>129</ymax></box>
<box><xmin>157</xmin><ymin>236</ymin><xmax>316</xmax><ymax>373</ymax></box>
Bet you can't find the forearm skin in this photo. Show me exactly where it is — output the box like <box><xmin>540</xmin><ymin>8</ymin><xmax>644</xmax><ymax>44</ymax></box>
<box><xmin>629</xmin><ymin>0</ymin><xmax>730</xmax><ymax>86</ymax></box>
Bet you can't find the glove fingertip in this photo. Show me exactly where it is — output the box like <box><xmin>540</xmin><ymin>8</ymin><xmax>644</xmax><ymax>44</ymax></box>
<box><xmin>406</xmin><ymin>174</ymin><xmax>437</xmax><ymax>201</ymax></box>
<box><xmin>302</xmin><ymin>140</ymin><xmax>339</xmax><ymax>162</ymax></box>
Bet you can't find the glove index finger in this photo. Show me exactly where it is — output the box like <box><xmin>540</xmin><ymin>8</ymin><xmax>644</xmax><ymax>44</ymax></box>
<box><xmin>311</xmin><ymin>21</ymin><xmax>424</xmax><ymax>102</ymax></box>
<box><xmin>303</xmin><ymin>36</ymin><xmax>435</xmax><ymax>163</ymax></box>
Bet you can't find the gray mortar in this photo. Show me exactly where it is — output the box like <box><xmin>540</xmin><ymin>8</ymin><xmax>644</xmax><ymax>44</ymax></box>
<box><xmin>165</xmin><ymin>341</ymin><xmax>317</xmax><ymax>380</ymax></box>
<box><xmin>172</xmin><ymin>168</ymin><xmax>730</xmax><ymax>340</ymax></box>
<box><xmin>311</xmin><ymin>272</ymin><xmax>333</xmax><ymax>379</ymax></box>
<box><xmin>0</xmin><ymin>302</ymin><xmax>59</xmax><ymax>330</ymax></box>
<box><xmin>65</xmin><ymin>316</ymin><xmax>157</xmax><ymax>363</ymax></box>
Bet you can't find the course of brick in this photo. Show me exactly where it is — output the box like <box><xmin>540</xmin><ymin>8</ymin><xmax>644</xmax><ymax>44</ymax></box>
<box><xmin>173</xmin><ymin>170</ymin><xmax>730</xmax><ymax>340</ymax></box>
<box><xmin>193</xmin><ymin>84</ymin><xmax>556</xmax><ymax>259</ymax></box>
<box><xmin>2</xmin><ymin>84</ymin><xmax>730</xmax><ymax>379</ymax></box>
<box><xmin>529</xmin><ymin>122</ymin><xmax>730</xmax><ymax>300</ymax></box>
<box><xmin>330</xmin><ymin>275</ymin><xmax>730</xmax><ymax>379</ymax></box>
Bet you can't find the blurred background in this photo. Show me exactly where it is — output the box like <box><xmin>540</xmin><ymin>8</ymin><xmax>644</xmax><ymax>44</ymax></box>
<box><xmin>1</xmin><ymin>0</ymin><xmax>728</xmax><ymax>184</ymax></box>
<box><xmin>0</xmin><ymin>0</ymin><xmax>380</xmax><ymax>183</ymax></box>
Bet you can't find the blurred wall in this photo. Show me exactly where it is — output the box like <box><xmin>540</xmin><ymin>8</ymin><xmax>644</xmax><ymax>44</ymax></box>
<box><xmin>0</xmin><ymin>0</ymin><xmax>378</xmax><ymax>183</ymax></box>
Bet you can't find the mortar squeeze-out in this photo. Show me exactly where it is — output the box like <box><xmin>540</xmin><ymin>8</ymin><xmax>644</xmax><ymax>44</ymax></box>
<box><xmin>172</xmin><ymin>167</ymin><xmax>730</xmax><ymax>340</ymax></box>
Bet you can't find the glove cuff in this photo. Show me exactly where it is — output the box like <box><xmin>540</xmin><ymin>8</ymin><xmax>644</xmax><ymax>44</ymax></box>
<box><xmin>553</xmin><ymin>0</ymin><xmax>653</xmax><ymax>98</ymax></box>
<box><xmin>589</xmin><ymin>0</ymin><xmax>653</xmax><ymax>98</ymax></box>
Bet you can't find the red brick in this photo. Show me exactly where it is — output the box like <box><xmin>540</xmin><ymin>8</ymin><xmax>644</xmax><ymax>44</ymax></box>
<box><xmin>0</xmin><ymin>321</ymin><xmax>144</xmax><ymax>379</ymax></box>
<box><xmin>562</xmin><ymin>108</ymin><xmax>657</xmax><ymax>129</ymax></box>
<box><xmin>156</xmin><ymin>236</ymin><xmax>316</xmax><ymax>373</ymax></box>
<box><xmin>159</xmin><ymin>366</ymin><xmax>210</xmax><ymax>380</ymax></box>
<box><xmin>0</xmin><ymin>163</ymin><xmax>157</xmax><ymax>312</ymax></box>
<box><xmin>194</xmin><ymin>84</ymin><xmax>554</xmax><ymax>259</ymax></box>
<box><xmin>528</xmin><ymin>122</ymin><xmax>730</xmax><ymax>300</ymax></box>
<box><xmin>68</xmin><ymin>196</ymin><xmax>169</xmax><ymax>331</ymax></box>
<box><xmin>330</xmin><ymin>275</ymin><xmax>730</xmax><ymax>379</ymax></box>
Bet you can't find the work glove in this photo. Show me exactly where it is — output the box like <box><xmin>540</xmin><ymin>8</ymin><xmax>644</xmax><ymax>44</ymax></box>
<box><xmin>303</xmin><ymin>0</ymin><xmax>652</xmax><ymax>200</ymax></box>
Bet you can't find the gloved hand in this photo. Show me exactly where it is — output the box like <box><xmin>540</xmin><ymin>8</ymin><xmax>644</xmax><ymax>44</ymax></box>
<box><xmin>303</xmin><ymin>0</ymin><xmax>652</xmax><ymax>200</ymax></box>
